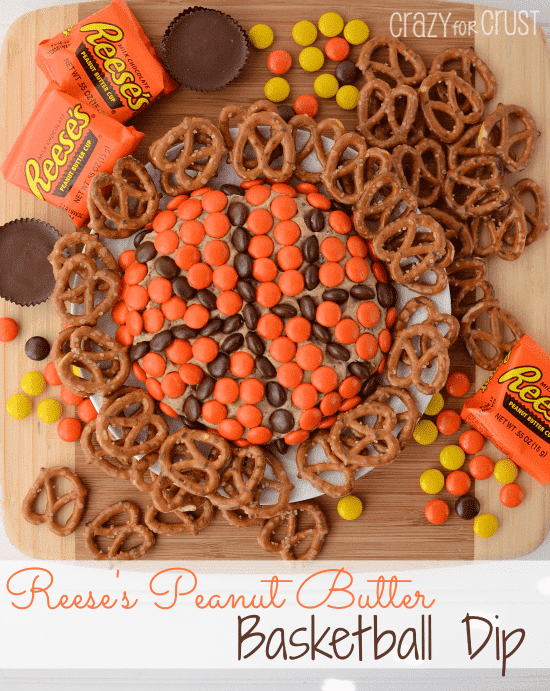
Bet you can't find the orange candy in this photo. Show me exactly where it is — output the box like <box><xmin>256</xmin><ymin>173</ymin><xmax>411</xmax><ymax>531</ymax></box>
<box><xmin>325</xmin><ymin>36</ymin><xmax>350</xmax><ymax>61</ymax></box>
<box><xmin>61</xmin><ymin>385</ymin><xmax>84</xmax><ymax>406</ymax></box>
<box><xmin>218</xmin><ymin>419</ymin><xmax>245</xmax><ymax>441</ymax></box>
<box><xmin>77</xmin><ymin>398</ymin><xmax>97</xmax><ymax>423</ymax></box>
<box><xmin>277</xmin><ymin>245</ymin><xmax>303</xmax><ymax>271</ymax></box>
<box><xmin>217</xmin><ymin>291</ymin><xmax>243</xmax><ymax>316</ymax></box>
<box><xmin>201</xmin><ymin>190</ymin><xmax>228</xmax><ymax>213</ymax></box>
<box><xmin>246</xmin><ymin>185</ymin><xmax>271</xmax><ymax>206</ymax></box>
<box><xmin>271</xmin><ymin>194</ymin><xmax>297</xmax><ymax>220</ymax></box>
<box><xmin>469</xmin><ymin>454</ymin><xmax>495</xmax><ymax>480</ymax></box>
<box><xmin>179</xmin><ymin>363</ymin><xmax>204</xmax><ymax>385</ymax></box>
<box><xmin>307</xmin><ymin>192</ymin><xmax>331</xmax><ymax>210</ymax></box>
<box><xmin>446</xmin><ymin>470</ymin><xmax>471</xmax><ymax>496</ymax></box>
<box><xmin>124</xmin><ymin>285</ymin><xmax>148</xmax><ymax>311</ymax></box>
<box><xmin>174</xmin><ymin>245</ymin><xmax>201</xmax><ymax>271</ymax></box>
<box><xmin>256</xmin><ymin>282</ymin><xmax>281</xmax><ymax>308</ymax></box>
<box><xmin>142</xmin><ymin>307</ymin><xmax>164</xmax><ymax>333</ymax></box>
<box><xmin>316</xmin><ymin>300</ymin><xmax>341</xmax><ymax>327</ymax></box>
<box><xmin>239</xmin><ymin>378</ymin><xmax>265</xmax><ymax>404</ymax></box>
<box><xmin>187</xmin><ymin>263</ymin><xmax>213</xmax><ymax>289</ymax></box>
<box><xmin>161</xmin><ymin>296</ymin><xmax>186</xmax><ymax>321</ymax></box>
<box><xmin>253</xmin><ymin>258</ymin><xmax>278</xmax><ymax>282</ymax></box>
<box><xmin>278</xmin><ymin>270</ymin><xmax>304</xmax><ymax>297</ymax></box>
<box><xmin>425</xmin><ymin>499</ymin><xmax>450</xmax><ymax>525</ymax></box>
<box><xmin>319</xmin><ymin>261</ymin><xmax>345</xmax><ymax>287</ymax></box>
<box><xmin>167</xmin><ymin>194</ymin><xmax>188</xmax><ymax>210</ymax></box>
<box><xmin>320</xmin><ymin>391</ymin><xmax>341</xmax><ymax>416</ymax></box>
<box><xmin>269</xmin><ymin>336</ymin><xmax>297</xmax><ymax>363</ymax></box>
<box><xmin>285</xmin><ymin>316</ymin><xmax>311</xmax><ymax>343</ymax></box>
<box><xmin>296</xmin><ymin>182</ymin><xmax>318</xmax><ymax>195</ymax></box>
<box><xmin>372</xmin><ymin>261</ymin><xmax>388</xmax><ymax>283</ymax></box>
<box><xmin>177</xmin><ymin>197</ymin><xmax>203</xmax><ymax>221</ymax></box>
<box><xmin>179</xmin><ymin>220</ymin><xmax>205</xmax><ymax>245</ymax></box>
<box><xmin>132</xmin><ymin>362</ymin><xmax>147</xmax><ymax>382</ymax></box>
<box><xmin>202</xmin><ymin>400</ymin><xmax>228</xmax><ymax>424</ymax></box>
<box><xmin>118</xmin><ymin>249</ymin><xmax>136</xmax><ymax>271</ymax></box>
<box><xmin>257</xmin><ymin>313</ymin><xmax>284</xmax><ymax>340</ymax></box>
<box><xmin>213</xmin><ymin>265</ymin><xmax>238</xmax><ymax>291</ymax></box>
<box><xmin>166</xmin><ymin>338</ymin><xmax>192</xmax><ymax>365</ymax></box>
<box><xmin>241</xmin><ymin>179</ymin><xmax>263</xmax><ymax>189</ymax></box>
<box><xmin>57</xmin><ymin>417</ymin><xmax>82</xmax><ymax>442</ymax></box>
<box><xmin>446</xmin><ymin>371</ymin><xmax>471</xmax><ymax>397</ymax></box>
<box><xmin>339</xmin><ymin>376</ymin><xmax>361</xmax><ymax>399</ymax></box>
<box><xmin>329</xmin><ymin>209</ymin><xmax>352</xmax><ymax>234</ymax></box>
<box><xmin>148</xmin><ymin>276</ymin><xmax>173</xmax><ymax>303</ymax></box>
<box><xmin>126</xmin><ymin>310</ymin><xmax>144</xmax><ymax>336</ymax></box>
<box><xmin>277</xmin><ymin>362</ymin><xmax>304</xmax><ymax>388</ymax></box>
<box><xmin>248</xmin><ymin>235</ymin><xmax>274</xmax><ymax>259</ymax></box>
<box><xmin>142</xmin><ymin>352</ymin><xmax>166</xmax><ymax>377</ymax></box>
<box><xmin>339</xmin><ymin>395</ymin><xmax>362</xmax><ymax>412</ymax></box>
<box><xmin>145</xmin><ymin>377</ymin><xmax>164</xmax><ymax>401</ymax></box>
<box><xmin>159</xmin><ymin>402</ymin><xmax>179</xmax><ymax>418</ymax></box>
<box><xmin>386</xmin><ymin>307</ymin><xmax>397</xmax><ymax>329</ymax></box>
<box><xmin>204</xmin><ymin>212</ymin><xmax>230</xmax><ymax>238</ymax></box>
<box><xmin>357</xmin><ymin>301</ymin><xmax>380</xmax><ymax>328</ymax></box>
<box><xmin>153</xmin><ymin>209</ymin><xmax>177</xmax><ymax>232</ymax></box>
<box><xmin>192</xmin><ymin>337</ymin><xmax>218</xmax><ymax>363</ymax></box>
<box><xmin>124</xmin><ymin>262</ymin><xmax>147</xmax><ymax>285</ymax></box>
<box><xmin>294</xmin><ymin>94</ymin><xmax>319</xmax><ymax>117</ymax></box>
<box><xmin>311</xmin><ymin>366</ymin><xmax>338</xmax><ymax>393</ymax></box>
<box><xmin>247</xmin><ymin>208</ymin><xmax>274</xmax><ymax>235</ymax></box>
<box><xmin>267</xmin><ymin>49</ymin><xmax>292</xmax><ymax>75</ymax></box>
<box><xmin>299</xmin><ymin>407</ymin><xmax>323</xmax><ymax>431</ymax></box>
<box><xmin>436</xmin><ymin>409</ymin><xmax>462</xmax><ymax>435</ymax></box>
<box><xmin>499</xmin><ymin>483</ymin><xmax>524</xmax><ymax>508</ymax></box>
<box><xmin>335</xmin><ymin>318</ymin><xmax>360</xmax><ymax>344</ymax></box>
<box><xmin>318</xmin><ymin>415</ymin><xmax>337</xmax><ymax>429</ymax></box>
<box><xmin>271</xmin><ymin>183</ymin><xmax>296</xmax><ymax>197</ymax></box>
<box><xmin>355</xmin><ymin>333</ymin><xmax>378</xmax><ymax>360</ymax></box>
<box><xmin>154</xmin><ymin>229</ymin><xmax>179</xmax><ymax>255</ymax></box>
<box><xmin>43</xmin><ymin>361</ymin><xmax>62</xmax><ymax>386</ymax></box>
<box><xmin>230</xmin><ymin>351</ymin><xmax>255</xmax><ymax>378</ymax></box>
<box><xmin>378</xmin><ymin>329</ymin><xmax>392</xmax><ymax>353</ymax></box>
<box><xmin>321</xmin><ymin>236</ymin><xmax>346</xmax><ymax>262</ymax></box>
<box><xmin>285</xmin><ymin>429</ymin><xmax>310</xmax><ymax>445</ymax></box>
<box><xmin>346</xmin><ymin>257</ymin><xmax>370</xmax><ymax>283</ymax></box>
<box><xmin>247</xmin><ymin>427</ymin><xmax>273</xmax><ymax>444</ymax></box>
<box><xmin>115</xmin><ymin>324</ymin><xmax>134</xmax><ymax>346</ymax></box>
<box><xmin>347</xmin><ymin>236</ymin><xmax>368</xmax><ymax>257</ymax></box>
<box><xmin>274</xmin><ymin>219</ymin><xmax>301</xmax><ymax>245</ymax></box>
<box><xmin>203</xmin><ymin>239</ymin><xmax>230</xmax><ymax>265</ymax></box>
<box><xmin>184</xmin><ymin>304</ymin><xmax>210</xmax><ymax>329</ymax></box>
<box><xmin>161</xmin><ymin>372</ymin><xmax>186</xmax><ymax>398</ymax></box>
<box><xmin>214</xmin><ymin>377</ymin><xmax>240</xmax><ymax>404</ymax></box>
<box><xmin>296</xmin><ymin>343</ymin><xmax>323</xmax><ymax>371</ymax></box>
<box><xmin>237</xmin><ymin>404</ymin><xmax>263</xmax><ymax>429</ymax></box>
<box><xmin>111</xmin><ymin>301</ymin><xmax>129</xmax><ymax>325</ymax></box>
<box><xmin>190</xmin><ymin>186</ymin><xmax>211</xmax><ymax>197</ymax></box>
<box><xmin>0</xmin><ymin>317</ymin><xmax>18</xmax><ymax>342</ymax></box>
<box><xmin>459</xmin><ymin>429</ymin><xmax>485</xmax><ymax>454</ymax></box>
<box><xmin>292</xmin><ymin>383</ymin><xmax>318</xmax><ymax>410</ymax></box>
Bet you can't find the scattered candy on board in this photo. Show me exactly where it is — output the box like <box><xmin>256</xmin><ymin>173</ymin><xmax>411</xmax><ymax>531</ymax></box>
<box><xmin>337</xmin><ymin>495</ymin><xmax>363</xmax><ymax>520</ymax></box>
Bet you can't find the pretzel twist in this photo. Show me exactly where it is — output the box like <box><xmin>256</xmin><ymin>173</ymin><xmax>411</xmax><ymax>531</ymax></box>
<box><xmin>295</xmin><ymin>431</ymin><xmax>356</xmax><ymax>498</ymax></box>
<box><xmin>356</xmin><ymin>35</ymin><xmax>427</xmax><ymax>86</ymax></box>
<box><xmin>83</xmin><ymin>501</ymin><xmax>155</xmax><ymax>560</ymax></box>
<box><xmin>478</xmin><ymin>103</ymin><xmax>538</xmax><ymax>172</ymax></box>
<box><xmin>257</xmin><ymin>500</ymin><xmax>329</xmax><ymax>561</ymax></box>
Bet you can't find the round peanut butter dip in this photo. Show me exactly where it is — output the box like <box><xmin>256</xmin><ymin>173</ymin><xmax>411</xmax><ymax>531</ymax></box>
<box><xmin>127</xmin><ymin>182</ymin><xmax>397</xmax><ymax>448</ymax></box>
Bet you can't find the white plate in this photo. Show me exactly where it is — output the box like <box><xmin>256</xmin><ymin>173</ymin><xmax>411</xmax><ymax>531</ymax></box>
<box><xmin>87</xmin><ymin>129</ymin><xmax>452</xmax><ymax>503</ymax></box>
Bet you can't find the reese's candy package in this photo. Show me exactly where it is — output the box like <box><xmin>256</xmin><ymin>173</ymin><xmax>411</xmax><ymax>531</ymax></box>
<box><xmin>36</xmin><ymin>0</ymin><xmax>177</xmax><ymax>123</ymax></box>
<box><xmin>462</xmin><ymin>335</ymin><xmax>550</xmax><ymax>485</ymax></box>
<box><xmin>1</xmin><ymin>84</ymin><xmax>145</xmax><ymax>227</ymax></box>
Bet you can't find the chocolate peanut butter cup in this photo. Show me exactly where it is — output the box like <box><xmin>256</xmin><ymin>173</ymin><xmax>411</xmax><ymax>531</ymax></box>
<box><xmin>162</xmin><ymin>7</ymin><xmax>249</xmax><ymax>92</ymax></box>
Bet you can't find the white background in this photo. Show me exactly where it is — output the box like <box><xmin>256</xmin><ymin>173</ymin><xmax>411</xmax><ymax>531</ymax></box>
<box><xmin>1</xmin><ymin>0</ymin><xmax>550</xmax><ymax>688</ymax></box>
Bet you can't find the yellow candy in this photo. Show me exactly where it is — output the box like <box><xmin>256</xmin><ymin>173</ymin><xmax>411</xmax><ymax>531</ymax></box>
<box><xmin>6</xmin><ymin>393</ymin><xmax>32</xmax><ymax>420</ymax></box>
<box><xmin>299</xmin><ymin>47</ymin><xmax>324</xmax><ymax>72</ymax></box>
<box><xmin>314</xmin><ymin>73</ymin><xmax>339</xmax><ymax>98</ymax></box>
<box><xmin>413</xmin><ymin>419</ymin><xmax>438</xmax><ymax>445</ymax></box>
<box><xmin>248</xmin><ymin>24</ymin><xmax>274</xmax><ymax>50</ymax></box>
<box><xmin>424</xmin><ymin>392</ymin><xmax>444</xmax><ymax>416</ymax></box>
<box><xmin>440</xmin><ymin>444</ymin><xmax>466</xmax><ymax>470</ymax></box>
<box><xmin>292</xmin><ymin>20</ymin><xmax>317</xmax><ymax>46</ymax></box>
<box><xmin>264</xmin><ymin>77</ymin><xmax>290</xmax><ymax>103</ymax></box>
<box><xmin>20</xmin><ymin>371</ymin><xmax>46</xmax><ymax>397</ymax></box>
<box><xmin>337</xmin><ymin>495</ymin><xmax>363</xmax><ymax>520</ymax></box>
<box><xmin>344</xmin><ymin>19</ymin><xmax>370</xmax><ymax>45</ymax></box>
<box><xmin>474</xmin><ymin>513</ymin><xmax>499</xmax><ymax>538</ymax></box>
<box><xmin>335</xmin><ymin>85</ymin><xmax>359</xmax><ymax>110</ymax></box>
<box><xmin>420</xmin><ymin>469</ymin><xmax>445</xmax><ymax>495</ymax></box>
<box><xmin>37</xmin><ymin>398</ymin><xmax>62</xmax><ymax>424</ymax></box>
<box><xmin>318</xmin><ymin>12</ymin><xmax>344</xmax><ymax>37</ymax></box>
<box><xmin>493</xmin><ymin>458</ymin><xmax>518</xmax><ymax>484</ymax></box>
<box><xmin>72</xmin><ymin>365</ymin><xmax>82</xmax><ymax>377</ymax></box>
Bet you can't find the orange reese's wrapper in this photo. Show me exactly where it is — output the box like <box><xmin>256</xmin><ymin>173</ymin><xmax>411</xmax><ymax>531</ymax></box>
<box><xmin>462</xmin><ymin>334</ymin><xmax>550</xmax><ymax>485</ymax></box>
<box><xmin>1</xmin><ymin>84</ymin><xmax>145</xmax><ymax>227</ymax></box>
<box><xmin>36</xmin><ymin>0</ymin><xmax>177</xmax><ymax>123</ymax></box>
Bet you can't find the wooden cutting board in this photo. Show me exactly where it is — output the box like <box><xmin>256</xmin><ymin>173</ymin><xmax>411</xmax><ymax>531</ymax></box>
<box><xmin>1</xmin><ymin>0</ymin><xmax>549</xmax><ymax>561</ymax></box>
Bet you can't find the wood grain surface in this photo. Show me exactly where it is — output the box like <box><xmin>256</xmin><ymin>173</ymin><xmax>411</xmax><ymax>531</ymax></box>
<box><xmin>1</xmin><ymin>0</ymin><xmax>549</xmax><ymax>561</ymax></box>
